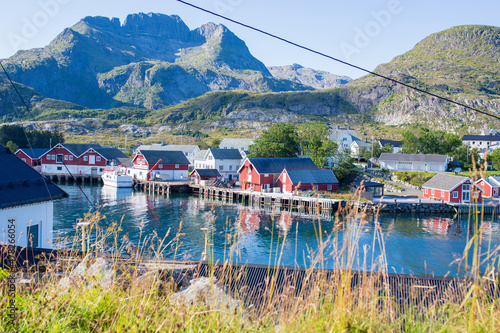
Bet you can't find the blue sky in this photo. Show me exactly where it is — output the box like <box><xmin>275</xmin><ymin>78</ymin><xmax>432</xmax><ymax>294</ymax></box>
<box><xmin>0</xmin><ymin>0</ymin><xmax>498</xmax><ymax>79</ymax></box>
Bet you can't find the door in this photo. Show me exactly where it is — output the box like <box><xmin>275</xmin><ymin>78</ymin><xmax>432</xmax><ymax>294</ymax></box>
<box><xmin>91</xmin><ymin>167</ymin><xmax>97</xmax><ymax>175</ymax></box>
<box><xmin>89</xmin><ymin>155</ymin><xmax>95</xmax><ymax>165</ymax></box>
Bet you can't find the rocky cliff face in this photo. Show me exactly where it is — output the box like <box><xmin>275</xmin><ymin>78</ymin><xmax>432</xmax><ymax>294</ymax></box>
<box><xmin>268</xmin><ymin>64</ymin><xmax>352</xmax><ymax>89</ymax></box>
<box><xmin>1</xmin><ymin>13</ymin><xmax>311</xmax><ymax>112</ymax></box>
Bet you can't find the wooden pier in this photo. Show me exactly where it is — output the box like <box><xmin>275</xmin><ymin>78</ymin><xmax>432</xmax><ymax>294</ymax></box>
<box><xmin>190</xmin><ymin>184</ymin><xmax>338</xmax><ymax>217</ymax></box>
<box><xmin>134</xmin><ymin>180</ymin><xmax>191</xmax><ymax>194</ymax></box>
<box><xmin>43</xmin><ymin>173</ymin><xmax>102</xmax><ymax>184</ymax></box>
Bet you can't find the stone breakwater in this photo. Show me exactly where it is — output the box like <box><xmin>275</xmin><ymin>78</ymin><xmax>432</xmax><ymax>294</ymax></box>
<box><xmin>346</xmin><ymin>201</ymin><xmax>455</xmax><ymax>214</ymax></box>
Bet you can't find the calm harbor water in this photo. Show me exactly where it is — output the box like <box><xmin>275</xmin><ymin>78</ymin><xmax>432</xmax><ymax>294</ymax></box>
<box><xmin>53</xmin><ymin>184</ymin><xmax>500</xmax><ymax>277</ymax></box>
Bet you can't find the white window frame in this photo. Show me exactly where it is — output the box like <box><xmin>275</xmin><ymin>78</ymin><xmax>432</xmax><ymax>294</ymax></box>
<box><xmin>64</xmin><ymin>155</ymin><xmax>68</xmax><ymax>160</ymax></box>
<box><xmin>56</xmin><ymin>154</ymin><xmax>63</xmax><ymax>163</ymax></box>
<box><xmin>69</xmin><ymin>155</ymin><xmax>73</xmax><ymax>160</ymax></box>
<box><xmin>175</xmin><ymin>164</ymin><xmax>179</xmax><ymax>169</ymax></box>
<box><xmin>327</xmin><ymin>184</ymin><xmax>332</xmax><ymax>191</ymax></box>
<box><xmin>453</xmin><ymin>191</ymin><xmax>458</xmax><ymax>198</ymax></box>
<box><xmin>431</xmin><ymin>189</ymin><xmax>435</xmax><ymax>195</ymax></box>
<box><xmin>96</xmin><ymin>156</ymin><xmax>101</xmax><ymax>162</ymax></box>
<box><xmin>84</xmin><ymin>156</ymin><xmax>88</xmax><ymax>161</ymax></box>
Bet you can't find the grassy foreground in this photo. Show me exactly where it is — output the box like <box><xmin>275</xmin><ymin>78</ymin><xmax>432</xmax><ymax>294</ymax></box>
<box><xmin>2</xmin><ymin>170</ymin><xmax>500</xmax><ymax>332</ymax></box>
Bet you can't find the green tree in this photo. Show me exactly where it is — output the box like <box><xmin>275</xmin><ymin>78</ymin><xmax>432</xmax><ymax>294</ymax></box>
<box><xmin>0</xmin><ymin>125</ymin><xmax>64</xmax><ymax>149</ymax></box>
<box><xmin>5</xmin><ymin>141</ymin><xmax>19</xmax><ymax>153</ymax></box>
<box><xmin>360</xmin><ymin>142</ymin><xmax>393</xmax><ymax>161</ymax></box>
<box><xmin>297</xmin><ymin>121</ymin><xmax>337</xmax><ymax>167</ymax></box>
<box><xmin>248</xmin><ymin>123</ymin><xmax>300</xmax><ymax>157</ymax></box>
<box><xmin>488</xmin><ymin>148</ymin><xmax>500</xmax><ymax>170</ymax></box>
<box><xmin>331</xmin><ymin>149</ymin><xmax>355</xmax><ymax>184</ymax></box>
<box><xmin>453</xmin><ymin>145</ymin><xmax>480</xmax><ymax>169</ymax></box>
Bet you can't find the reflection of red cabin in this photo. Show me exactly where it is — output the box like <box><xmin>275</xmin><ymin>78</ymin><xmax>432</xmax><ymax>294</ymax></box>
<box><xmin>475</xmin><ymin>176</ymin><xmax>500</xmax><ymax>197</ymax></box>
<box><xmin>15</xmin><ymin>148</ymin><xmax>48</xmax><ymax>168</ymax></box>
<box><xmin>190</xmin><ymin>169</ymin><xmax>220</xmax><ymax>185</ymax></box>
<box><xmin>422</xmin><ymin>174</ymin><xmax>482</xmax><ymax>203</ymax></box>
<box><xmin>277</xmin><ymin>168</ymin><xmax>338</xmax><ymax>193</ymax></box>
<box><xmin>238</xmin><ymin>157</ymin><xmax>317</xmax><ymax>192</ymax></box>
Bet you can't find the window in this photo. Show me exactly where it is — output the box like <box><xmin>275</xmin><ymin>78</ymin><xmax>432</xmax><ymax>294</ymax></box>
<box><xmin>425</xmin><ymin>188</ymin><xmax>428</xmax><ymax>194</ymax></box>
<box><xmin>27</xmin><ymin>224</ymin><xmax>39</xmax><ymax>247</ymax></box>
<box><xmin>175</xmin><ymin>164</ymin><xmax>179</xmax><ymax>169</ymax></box>
<box><xmin>481</xmin><ymin>181</ymin><xmax>484</xmax><ymax>186</ymax></box>
<box><xmin>96</xmin><ymin>156</ymin><xmax>101</xmax><ymax>162</ymax></box>
<box><xmin>56</xmin><ymin>154</ymin><xmax>63</xmax><ymax>163</ymax></box>
<box><xmin>327</xmin><ymin>185</ymin><xmax>332</xmax><ymax>191</ymax></box>
<box><xmin>84</xmin><ymin>156</ymin><xmax>88</xmax><ymax>161</ymax></box>
<box><xmin>314</xmin><ymin>185</ymin><xmax>319</xmax><ymax>191</ymax></box>
<box><xmin>431</xmin><ymin>189</ymin><xmax>434</xmax><ymax>195</ymax></box>
<box><xmin>22</xmin><ymin>158</ymin><xmax>26</xmax><ymax>162</ymax></box>
<box><xmin>52</xmin><ymin>154</ymin><xmax>56</xmax><ymax>160</ymax></box>
<box><xmin>229</xmin><ymin>165</ymin><xmax>232</xmax><ymax>171</ymax></box>
<box><xmin>264</xmin><ymin>174</ymin><xmax>269</xmax><ymax>177</ymax></box>
<box><xmin>185</xmin><ymin>152</ymin><xmax>188</xmax><ymax>156</ymax></box>
<box><xmin>64</xmin><ymin>155</ymin><xmax>68</xmax><ymax>160</ymax></box>
<box><xmin>69</xmin><ymin>155</ymin><xmax>73</xmax><ymax>161</ymax></box>
<box><xmin>463</xmin><ymin>184</ymin><xmax>470</xmax><ymax>191</ymax></box>
<box><xmin>453</xmin><ymin>191</ymin><xmax>458</xmax><ymax>198</ymax></box>
<box><xmin>219</xmin><ymin>166</ymin><xmax>223</xmax><ymax>171</ymax></box>
<box><xmin>46</xmin><ymin>155</ymin><xmax>51</xmax><ymax>160</ymax></box>
<box><xmin>208</xmin><ymin>156</ymin><xmax>213</xmax><ymax>160</ymax></box>
<box><xmin>127</xmin><ymin>170</ymin><xmax>130</xmax><ymax>174</ymax></box>
<box><xmin>159</xmin><ymin>164</ymin><xmax>163</xmax><ymax>169</ymax></box>
<box><xmin>473</xmin><ymin>192</ymin><xmax>479</xmax><ymax>198</ymax></box>
<box><xmin>57</xmin><ymin>166</ymin><xmax>62</xmax><ymax>171</ymax></box>
<box><xmin>100</xmin><ymin>168</ymin><xmax>104</xmax><ymax>172</ymax></box>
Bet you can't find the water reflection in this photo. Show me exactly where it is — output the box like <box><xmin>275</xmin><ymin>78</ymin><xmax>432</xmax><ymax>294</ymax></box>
<box><xmin>52</xmin><ymin>184</ymin><xmax>500</xmax><ymax>278</ymax></box>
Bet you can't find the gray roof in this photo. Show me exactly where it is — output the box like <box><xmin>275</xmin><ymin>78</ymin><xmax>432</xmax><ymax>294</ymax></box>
<box><xmin>16</xmin><ymin>148</ymin><xmax>49</xmax><ymax>159</ymax></box>
<box><xmin>117</xmin><ymin>157</ymin><xmax>133</xmax><ymax>168</ymax></box>
<box><xmin>462</xmin><ymin>135</ymin><xmax>500</xmax><ymax>141</ymax></box>
<box><xmin>192</xmin><ymin>169</ymin><xmax>221</xmax><ymax>177</ymax></box>
<box><xmin>378</xmin><ymin>139</ymin><xmax>403</xmax><ymax>148</ymax></box>
<box><xmin>285</xmin><ymin>169</ymin><xmax>338</xmax><ymax>184</ymax></box>
<box><xmin>193</xmin><ymin>149</ymin><xmax>208</xmax><ymax>160</ymax></box>
<box><xmin>60</xmin><ymin>143</ymin><xmax>102</xmax><ymax>156</ymax></box>
<box><xmin>209</xmin><ymin>148</ymin><xmax>242</xmax><ymax>160</ymax></box>
<box><xmin>328</xmin><ymin>127</ymin><xmax>360</xmax><ymax>141</ymax></box>
<box><xmin>422</xmin><ymin>174</ymin><xmax>468</xmax><ymax>191</ymax></box>
<box><xmin>379</xmin><ymin>153</ymin><xmax>448</xmax><ymax>164</ymax></box>
<box><xmin>351</xmin><ymin>138</ymin><xmax>372</xmax><ymax>147</ymax></box>
<box><xmin>484</xmin><ymin>176</ymin><xmax>500</xmax><ymax>187</ymax></box>
<box><xmin>219</xmin><ymin>138</ymin><xmax>255</xmax><ymax>149</ymax></box>
<box><xmin>137</xmin><ymin>150</ymin><xmax>190</xmax><ymax>165</ymax></box>
<box><xmin>94</xmin><ymin>147</ymin><xmax>128</xmax><ymax>160</ymax></box>
<box><xmin>0</xmin><ymin>145</ymin><xmax>67</xmax><ymax>209</ymax></box>
<box><xmin>137</xmin><ymin>144</ymin><xmax>199</xmax><ymax>154</ymax></box>
<box><xmin>244</xmin><ymin>157</ymin><xmax>318</xmax><ymax>174</ymax></box>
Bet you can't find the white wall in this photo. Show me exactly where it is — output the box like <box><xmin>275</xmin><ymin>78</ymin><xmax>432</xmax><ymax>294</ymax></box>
<box><xmin>42</xmin><ymin>164</ymin><xmax>106</xmax><ymax>176</ymax></box>
<box><xmin>128</xmin><ymin>168</ymin><xmax>188</xmax><ymax>181</ymax></box>
<box><xmin>0</xmin><ymin>201</ymin><xmax>54</xmax><ymax>248</ymax></box>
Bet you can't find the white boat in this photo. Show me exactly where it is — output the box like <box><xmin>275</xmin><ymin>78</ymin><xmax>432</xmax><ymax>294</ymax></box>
<box><xmin>101</xmin><ymin>169</ymin><xmax>134</xmax><ymax>188</ymax></box>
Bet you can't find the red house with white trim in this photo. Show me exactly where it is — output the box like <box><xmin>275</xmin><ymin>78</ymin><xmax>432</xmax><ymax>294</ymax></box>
<box><xmin>15</xmin><ymin>148</ymin><xmax>48</xmax><ymax>171</ymax></box>
<box><xmin>40</xmin><ymin>143</ymin><xmax>127</xmax><ymax>176</ymax></box>
<box><xmin>131</xmin><ymin>150</ymin><xmax>190</xmax><ymax>181</ymax></box>
<box><xmin>238</xmin><ymin>157</ymin><xmax>318</xmax><ymax>192</ymax></box>
<box><xmin>475</xmin><ymin>176</ymin><xmax>500</xmax><ymax>198</ymax></box>
<box><xmin>277</xmin><ymin>168</ymin><xmax>338</xmax><ymax>193</ymax></box>
<box><xmin>422</xmin><ymin>174</ymin><xmax>482</xmax><ymax>203</ymax></box>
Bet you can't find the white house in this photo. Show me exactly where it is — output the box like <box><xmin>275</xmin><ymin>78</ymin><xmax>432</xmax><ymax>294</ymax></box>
<box><xmin>135</xmin><ymin>143</ymin><xmax>200</xmax><ymax>165</ymax></box>
<box><xmin>462</xmin><ymin>135</ymin><xmax>500</xmax><ymax>150</ymax></box>
<box><xmin>194</xmin><ymin>148</ymin><xmax>242</xmax><ymax>180</ymax></box>
<box><xmin>336</xmin><ymin>132</ymin><xmax>361</xmax><ymax>152</ymax></box>
<box><xmin>377</xmin><ymin>139</ymin><xmax>403</xmax><ymax>154</ymax></box>
<box><xmin>350</xmin><ymin>138</ymin><xmax>372</xmax><ymax>158</ymax></box>
<box><xmin>0</xmin><ymin>145</ymin><xmax>67</xmax><ymax>248</ymax></box>
<box><xmin>378</xmin><ymin>153</ymin><xmax>449</xmax><ymax>172</ymax></box>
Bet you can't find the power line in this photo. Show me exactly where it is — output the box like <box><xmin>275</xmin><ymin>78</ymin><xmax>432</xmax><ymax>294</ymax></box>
<box><xmin>176</xmin><ymin>0</ymin><xmax>500</xmax><ymax>121</ymax></box>
<box><xmin>0</xmin><ymin>61</ymin><xmax>96</xmax><ymax>210</ymax></box>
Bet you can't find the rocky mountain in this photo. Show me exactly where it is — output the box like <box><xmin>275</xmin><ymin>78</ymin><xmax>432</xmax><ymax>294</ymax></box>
<box><xmin>0</xmin><ymin>12</ymin><xmax>311</xmax><ymax>114</ymax></box>
<box><xmin>348</xmin><ymin>25</ymin><xmax>500</xmax><ymax>129</ymax></box>
<box><xmin>153</xmin><ymin>25</ymin><xmax>500</xmax><ymax>131</ymax></box>
<box><xmin>268</xmin><ymin>64</ymin><xmax>352</xmax><ymax>89</ymax></box>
